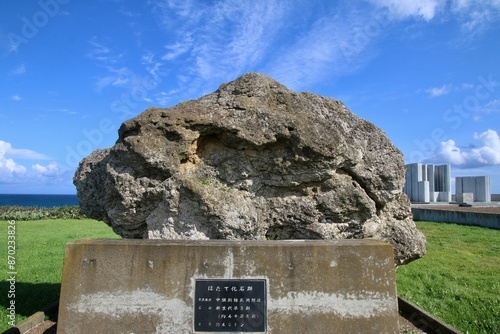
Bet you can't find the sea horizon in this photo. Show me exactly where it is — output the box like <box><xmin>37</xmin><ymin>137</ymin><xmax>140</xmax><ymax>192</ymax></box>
<box><xmin>0</xmin><ymin>194</ymin><xmax>79</xmax><ymax>208</ymax></box>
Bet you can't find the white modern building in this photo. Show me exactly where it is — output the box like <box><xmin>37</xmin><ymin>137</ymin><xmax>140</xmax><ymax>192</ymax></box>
<box><xmin>456</xmin><ymin>176</ymin><xmax>491</xmax><ymax>202</ymax></box>
<box><xmin>404</xmin><ymin>163</ymin><xmax>451</xmax><ymax>203</ymax></box>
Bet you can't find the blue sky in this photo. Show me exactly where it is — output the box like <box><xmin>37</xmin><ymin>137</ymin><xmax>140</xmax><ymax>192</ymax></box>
<box><xmin>1</xmin><ymin>0</ymin><xmax>499</xmax><ymax>195</ymax></box>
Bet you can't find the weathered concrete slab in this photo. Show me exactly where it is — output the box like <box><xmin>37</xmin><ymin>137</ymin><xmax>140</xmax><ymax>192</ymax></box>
<box><xmin>58</xmin><ymin>239</ymin><xmax>399</xmax><ymax>334</ymax></box>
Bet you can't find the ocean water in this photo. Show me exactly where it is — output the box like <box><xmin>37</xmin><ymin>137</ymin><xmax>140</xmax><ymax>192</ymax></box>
<box><xmin>0</xmin><ymin>194</ymin><xmax>79</xmax><ymax>208</ymax></box>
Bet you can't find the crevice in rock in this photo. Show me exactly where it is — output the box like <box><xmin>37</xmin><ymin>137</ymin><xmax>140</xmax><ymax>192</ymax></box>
<box><xmin>265</xmin><ymin>225</ymin><xmax>322</xmax><ymax>240</ymax></box>
<box><xmin>109</xmin><ymin>149</ymin><xmax>171</xmax><ymax>183</ymax></box>
<box><xmin>338</xmin><ymin>166</ymin><xmax>384</xmax><ymax>211</ymax></box>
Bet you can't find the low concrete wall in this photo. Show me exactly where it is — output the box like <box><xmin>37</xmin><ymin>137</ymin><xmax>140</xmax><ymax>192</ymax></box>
<box><xmin>412</xmin><ymin>208</ymin><xmax>500</xmax><ymax>229</ymax></box>
<box><xmin>451</xmin><ymin>194</ymin><xmax>500</xmax><ymax>202</ymax></box>
<box><xmin>58</xmin><ymin>239</ymin><xmax>399</xmax><ymax>334</ymax></box>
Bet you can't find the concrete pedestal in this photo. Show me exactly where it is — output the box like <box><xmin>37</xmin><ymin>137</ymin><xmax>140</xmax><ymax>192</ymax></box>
<box><xmin>58</xmin><ymin>239</ymin><xmax>399</xmax><ymax>334</ymax></box>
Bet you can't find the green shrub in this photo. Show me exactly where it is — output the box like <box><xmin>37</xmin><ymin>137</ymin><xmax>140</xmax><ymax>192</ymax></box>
<box><xmin>0</xmin><ymin>206</ymin><xmax>87</xmax><ymax>221</ymax></box>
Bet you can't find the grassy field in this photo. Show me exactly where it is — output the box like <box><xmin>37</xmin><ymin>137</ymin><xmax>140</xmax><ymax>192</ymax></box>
<box><xmin>0</xmin><ymin>218</ymin><xmax>120</xmax><ymax>331</ymax></box>
<box><xmin>397</xmin><ymin>221</ymin><xmax>499</xmax><ymax>334</ymax></box>
<box><xmin>0</xmin><ymin>219</ymin><xmax>498</xmax><ymax>333</ymax></box>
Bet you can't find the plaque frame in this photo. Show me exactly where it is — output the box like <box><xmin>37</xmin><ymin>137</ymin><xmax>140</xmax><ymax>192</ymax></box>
<box><xmin>194</xmin><ymin>278</ymin><xmax>267</xmax><ymax>332</ymax></box>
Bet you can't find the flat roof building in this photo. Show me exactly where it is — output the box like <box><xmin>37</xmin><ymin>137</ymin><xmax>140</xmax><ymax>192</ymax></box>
<box><xmin>404</xmin><ymin>163</ymin><xmax>451</xmax><ymax>203</ymax></box>
<box><xmin>456</xmin><ymin>176</ymin><xmax>491</xmax><ymax>202</ymax></box>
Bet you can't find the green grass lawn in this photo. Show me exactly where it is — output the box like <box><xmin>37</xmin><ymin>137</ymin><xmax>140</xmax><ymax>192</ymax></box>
<box><xmin>397</xmin><ymin>221</ymin><xmax>499</xmax><ymax>334</ymax></box>
<box><xmin>0</xmin><ymin>219</ymin><xmax>498</xmax><ymax>333</ymax></box>
<box><xmin>0</xmin><ymin>219</ymin><xmax>120</xmax><ymax>331</ymax></box>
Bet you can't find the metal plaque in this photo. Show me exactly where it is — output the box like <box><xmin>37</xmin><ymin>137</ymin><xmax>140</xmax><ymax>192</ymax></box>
<box><xmin>194</xmin><ymin>279</ymin><xmax>267</xmax><ymax>332</ymax></box>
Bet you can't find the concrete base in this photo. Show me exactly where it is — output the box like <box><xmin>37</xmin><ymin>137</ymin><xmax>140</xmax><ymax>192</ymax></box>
<box><xmin>58</xmin><ymin>239</ymin><xmax>399</xmax><ymax>334</ymax></box>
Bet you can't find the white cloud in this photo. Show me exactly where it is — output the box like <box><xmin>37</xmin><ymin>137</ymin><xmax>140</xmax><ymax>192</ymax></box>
<box><xmin>0</xmin><ymin>157</ymin><xmax>26</xmax><ymax>177</ymax></box>
<box><xmin>369</xmin><ymin>0</ymin><xmax>445</xmax><ymax>21</ymax></box>
<box><xmin>433</xmin><ymin>139</ymin><xmax>467</xmax><ymax>165</ymax></box>
<box><xmin>32</xmin><ymin>163</ymin><xmax>65</xmax><ymax>177</ymax></box>
<box><xmin>426</xmin><ymin>84</ymin><xmax>453</xmax><ymax>97</ymax></box>
<box><xmin>0</xmin><ymin>141</ymin><xmax>28</xmax><ymax>182</ymax></box>
<box><xmin>0</xmin><ymin>140</ymin><xmax>51</xmax><ymax>160</ymax></box>
<box><xmin>428</xmin><ymin>129</ymin><xmax>500</xmax><ymax>167</ymax></box>
<box><xmin>11</xmin><ymin>95</ymin><xmax>22</xmax><ymax>101</ymax></box>
<box><xmin>0</xmin><ymin>140</ymin><xmax>68</xmax><ymax>185</ymax></box>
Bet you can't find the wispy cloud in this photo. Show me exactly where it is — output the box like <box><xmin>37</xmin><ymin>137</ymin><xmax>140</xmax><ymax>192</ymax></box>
<box><xmin>266</xmin><ymin>5</ymin><xmax>387</xmax><ymax>90</ymax></box>
<box><xmin>423</xmin><ymin>80</ymin><xmax>488</xmax><ymax>97</ymax></box>
<box><xmin>196</xmin><ymin>1</ymin><xmax>285</xmax><ymax>78</ymax></box>
<box><xmin>10</xmin><ymin>64</ymin><xmax>26</xmax><ymax>75</ymax></box>
<box><xmin>148</xmin><ymin>0</ymin><xmax>287</xmax><ymax>100</ymax></box>
<box><xmin>162</xmin><ymin>39</ymin><xmax>192</xmax><ymax>61</ymax></box>
<box><xmin>41</xmin><ymin>107</ymin><xmax>78</xmax><ymax>116</ymax></box>
<box><xmin>1</xmin><ymin>141</ymin><xmax>52</xmax><ymax>160</ymax></box>
<box><xmin>87</xmin><ymin>38</ymin><xmax>133</xmax><ymax>91</ymax></box>
<box><xmin>11</xmin><ymin>95</ymin><xmax>22</xmax><ymax>101</ymax></box>
<box><xmin>95</xmin><ymin>66</ymin><xmax>132</xmax><ymax>91</ymax></box>
<box><xmin>369</xmin><ymin>0</ymin><xmax>445</xmax><ymax>21</ymax></box>
<box><xmin>86</xmin><ymin>37</ymin><xmax>116</xmax><ymax>63</ymax></box>
<box><xmin>426</xmin><ymin>84</ymin><xmax>453</xmax><ymax>97</ymax></box>
<box><xmin>475</xmin><ymin>99</ymin><xmax>500</xmax><ymax>114</ymax></box>
<box><xmin>451</xmin><ymin>0</ymin><xmax>500</xmax><ymax>34</ymax></box>
<box><xmin>141</xmin><ymin>52</ymin><xmax>164</xmax><ymax>80</ymax></box>
<box><xmin>369</xmin><ymin>0</ymin><xmax>500</xmax><ymax>46</ymax></box>
<box><xmin>142</xmin><ymin>0</ymin><xmax>500</xmax><ymax>104</ymax></box>
<box><xmin>87</xmin><ymin>37</ymin><xmax>163</xmax><ymax>102</ymax></box>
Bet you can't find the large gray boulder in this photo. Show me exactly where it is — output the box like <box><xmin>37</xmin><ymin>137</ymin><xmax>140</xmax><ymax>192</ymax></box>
<box><xmin>74</xmin><ymin>72</ymin><xmax>425</xmax><ymax>265</ymax></box>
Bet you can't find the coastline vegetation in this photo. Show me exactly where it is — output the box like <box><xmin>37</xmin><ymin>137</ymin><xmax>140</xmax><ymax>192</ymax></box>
<box><xmin>0</xmin><ymin>205</ymin><xmax>86</xmax><ymax>221</ymax></box>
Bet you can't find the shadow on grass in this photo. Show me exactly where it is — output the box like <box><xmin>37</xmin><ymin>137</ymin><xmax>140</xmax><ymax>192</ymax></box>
<box><xmin>0</xmin><ymin>281</ymin><xmax>60</xmax><ymax>318</ymax></box>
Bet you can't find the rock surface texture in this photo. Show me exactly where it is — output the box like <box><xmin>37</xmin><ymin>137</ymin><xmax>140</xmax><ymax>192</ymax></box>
<box><xmin>74</xmin><ymin>73</ymin><xmax>425</xmax><ymax>265</ymax></box>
